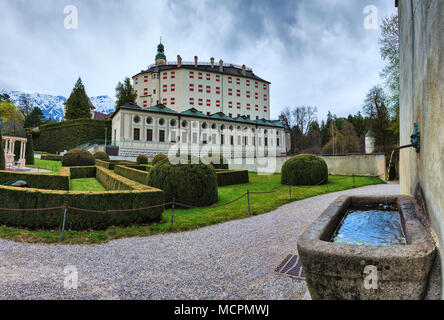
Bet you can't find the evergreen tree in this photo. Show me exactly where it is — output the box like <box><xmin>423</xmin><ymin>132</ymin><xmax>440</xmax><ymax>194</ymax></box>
<box><xmin>341</xmin><ymin>121</ymin><xmax>361</xmax><ymax>153</ymax></box>
<box><xmin>363</xmin><ymin>85</ymin><xmax>390</xmax><ymax>151</ymax></box>
<box><xmin>115</xmin><ymin>77</ymin><xmax>137</xmax><ymax>109</ymax></box>
<box><xmin>65</xmin><ymin>78</ymin><xmax>92</xmax><ymax>120</ymax></box>
<box><xmin>24</xmin><ymin>107</ymin><xmax>45</xmax><ymax>128</ymax></box>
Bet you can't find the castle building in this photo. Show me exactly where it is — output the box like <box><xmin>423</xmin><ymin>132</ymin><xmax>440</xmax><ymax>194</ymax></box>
<box><xmin>111</xmin><ymin>42</ymin><xmax>286</xmax><ymax>159</ymax></box>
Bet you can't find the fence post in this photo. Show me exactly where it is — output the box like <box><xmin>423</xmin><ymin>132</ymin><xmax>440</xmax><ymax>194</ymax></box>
<box><xmin>289</xmin><ymin>184</ymin><xmax>291</xmax><ymax>200</ymax></box>
<box><xmin>247</xmin><ymin>190</ymin><xmax>251</xmax><ymax>215</ymax></box>
<box><xmin>60</xmin><ymin>201</ymin><xmax>69</xmax><ymax>242</ymax></box>
<box><xmin>170</xmin><ymin>198</ymin><xmax>175</xmax><ymax>230</ymax></box>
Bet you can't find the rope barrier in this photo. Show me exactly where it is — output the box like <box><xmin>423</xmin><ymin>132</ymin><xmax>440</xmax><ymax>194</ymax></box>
<box><xmin>0</xmin><ymin>206</ymin><xmax>65</xmax><ymax>212</ymax></box>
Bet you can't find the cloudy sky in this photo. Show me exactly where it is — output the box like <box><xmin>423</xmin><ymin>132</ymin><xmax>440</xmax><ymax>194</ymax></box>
<box><xmin>0</xmin><ymin>0</ymin><xmax>396</xmax><ymax>121</ymax></box>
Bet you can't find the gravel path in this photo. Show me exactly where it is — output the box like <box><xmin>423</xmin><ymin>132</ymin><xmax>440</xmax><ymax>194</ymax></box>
<box><xmin>0</xmin><ymin>184</ymin><xmax>399</xmax><ymax>300</ymax></box>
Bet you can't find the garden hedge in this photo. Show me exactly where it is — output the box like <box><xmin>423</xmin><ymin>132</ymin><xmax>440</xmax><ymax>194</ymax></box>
<box><xmin>69</xmin><ymin>166</ymin><xmax>97</xmax><ymax>179</ymax></box>
<box><xmin>124</xmin><ymin>164</ymin><xmax>151</xmax><ymax>172</ymax></box>
<box><xmin>25</xmin><ymin>133</ymin><xmax>35</xmax><ymax>165</ymax></box>
<box><xmin>152</xmin><ymin>154</ymin><xmax>168</xmax><ymax>166</ymax></box>
<box><xmin>148</xmin><ymin>160</ymin><xmax>218</xmax><ymax>207</ymax></box>
<box><xmin>0</xmin><ymin>168</ymin><xmax>70</xmax><ymax>190</ymax></box>
<box><xmin>281</xmin><ymin>154</ymin><xmax>328</xmax><ymax>186</ymax></box>
<box><xmin>0</xmin><ymin>129</ymin><xmax>4</xmax><ymax>170</ymax></box>
<box><xmin>115</xmin><ymin>165</ymin><xmax>150</xmax><ymax>185</ymax></box>
<box><xmin>137</xmin><ymin>154</ymin><xmax>149</xmax><ymax>164</ymax></box>
<box><xmin>203</xmin><ymin>154</ymin><xmax>229</xmax><ymax>170</ymax></box>
<box><xmin>33</xmin><ymin>119</ymin><xmax>111</xmax><ymax>154</ymax></box>
<box><xmin>96</xmin><ymin>166</ymin><xmax>149</xmax><ymax>191</ymax></box>
<box><xmin>0</xmin><ymin>186</ymin><xmax>164</xmax><ymax>230</ymax></box>
<box><xmin>41</xmin><ymin>154</ymin><xmax>63</xmax><ymax>161</ymax></box>
<box><xmin>94</xmin><ymin>151</ymin><xmax>110</xmax><ymax>161</ymax></box>
<box><xmin>216</xmin><ymin>170</ymin><xmax>249</xmax><ymax>187</ymax></box>
<box><xmin>62</xmin><ymin>149</ymin><xmax>95</xmax><ymax>167</ymax></box>
<box><xmin>95</xmin><ymin>159</ymin><xmax>137</xmax><ymax>170</ymax></box>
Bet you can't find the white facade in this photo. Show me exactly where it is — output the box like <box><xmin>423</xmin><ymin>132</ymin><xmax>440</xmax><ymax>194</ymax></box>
<box><xmin>112</xmin><ymin>43</ymin><xmax>286</xmax><ymax>159</ymax></box>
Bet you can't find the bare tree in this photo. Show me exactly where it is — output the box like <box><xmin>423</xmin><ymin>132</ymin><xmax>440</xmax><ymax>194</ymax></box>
<box><xmin>363</xmin><ymin>86</ymin><xmax>390</xmax><ymax>151</ymax></box>
<box><xmin>292</xmin><ymin>106</ymin><xmax>317</xmax><ymax>136</ymax></box>
<box><xmin>19</xmin><ymin>93</ymin><xmax>32</xmax><ymax>117</ymax></box>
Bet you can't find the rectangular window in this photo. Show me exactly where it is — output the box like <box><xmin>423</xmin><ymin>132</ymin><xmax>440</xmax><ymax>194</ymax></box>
<box><xmin>228</xmin><ymin>77</ymin><xmax>232</xmax><ymax>84</ymax></box>
<box><xmin>230</xmin><ymin>136</ymin><xmax>234</xmax><ymax>145</ymax></box>
<box><xmin>255</xmin><ymin>105</ymin><xmax>258</xmax><ymax>111</ymax></box>
<box><xmin>189</xmin><ymin>98</ymin><xmax>194</xmax><ymax>105</ymax></box>
<box><xmin>236</xmin><ymin>89</ymin><xmax>241</xmax><ymax>97</ymax></box>
<box><xmin>212</xmin><ymin>134</ymin><xmax>216</xmax><ymax>144</ymax></box>
<box><xmin>198</xmin><ymin>84</ymin><xmax>203</xmax><ymax>92</ymax></box>
<box><xmin>144</xmin><ymin>76</ymin><xmax>148</xmax><ymax>82</ymax></box>
<box><xmin>221</xmin><ymin>134</ymin><xmax>224</xmax><ymax>145</ymax></box>
<box><xmin>206</xmin><ymin>74</ymin><xmax>211</xmax><ymax>80</ymax></box>
<box><xmin>198</xmin><ymin>98</ymin><xmax>203</xmax><ymax>106</ymax></box>
<box><xmin>253</xmin><ymin>137</ymin><xmax>256</xmax><ymax>146</ymax></box>
<box><xmin>163</xmin><ymin>73</ymin><xmax>167</xmax><ymax>80</ymax></box>
<box><xmin>236</xmin><ymin>78</ymin><xmax>240</xmax><ymax>85</ymax></box>
<box><xmin>146</xmin><ymin>129</ymin><xmax>153</xmax><ymax>141</ymax></box>
<box><xmin>189</xmin><ymin>72</ymin><xmax>194</xmax><ymax>79</ymax></box>
<box><xmin>246</xmin><ymin>104</ymin><xmax>251</xmax><ymax>110</ymax></box>
<box><xmin>198</xmin><ymin>72</ymin><xmax>203</xmax><ymax>79</ymax></box>
<box><xmin>255</xmin><ymin>92</ymin><xmax>258</xmax><ymax>99</ymax></box>
<box><xmin>237</xmin><ymin>102</ymin><xmax>241</xmax><ymax>109</ymax></box>
<box><xmin>144</xmin><ymin>88</ymin><xmax>148</xmax><ymax>95</ymax></box>
<box><xmin>216</xmin><ymin>75</ymin><xmax>220</xmax><ymax>82</ymax></box>
<box><xmin>170</xmin><ymin>131</ymin><xmax>176</xmax><ymax>143</ymax></box>
<box><xmin>182</xmin><ymin>131</ymin><xmax>187</xmax><ymax>143</ymax></box>
<box><xmin>171</xmin><ymin>84</ymin><xmax>175</xmax><ymax>92</ymax></box>
<box><xmin>277</xmin><ymin>138</ymin><xmax>280</xmax><ymax>147</ymax></box>
<box><xmin>171</xmin><ymin>72</ymin><xmax>175</xmax><ymax>79</ymax></box>
<box><xmin>264</xmin><ymin>94</ymin><xmax>268</xmax><ymax>101</ymax></box>
<box><xmin>170</xmin><ymin>97</ymin><xmax>176</xmax><ymax>105</ymax></box>
<box><xmin>244</xmin><ymin>136</ymin><xmax>248</xmax><ymax>145</ymax></box>
<box><xmin>228</xmin><ymin>101</ymin><xmax>233</xmax><ymax>108</ymax></box>
<box><xmin>265</xmin><ymin>137</ymin><xmax>268</xmax><ymax>147</ymax></box>
<box><xmin>216</xmin><ymin>100</ymin><xmax>221</xmax><ymax>107</ymax></box>
<box><xmin>162</xmin><ymin>98</ymin><xmax>167</xmax><ymax>104</ymax></box>
<box><xmin>202</xmin><ymin>133</ymin><xmax>207</xmax><ymax>144</ymax></box>
<box><xmin>159</xmin><ymin>130</ymin><xmax>165</xmax><ymax>142</ymax></box>
<box><xmin>263</xmin><ymin>83</ymin><xmax>267</xmax><ymax>90</ymax></box>
<box><xmin>206</xmin><ymin>85</ymin><xmax>211</xmax><ymax>93</ymax></box>
<box><xmin>246</xmin><ymin>80</ymin><xmax>250</xmax><ymax>87</ymax></box>
<box><xmin>246</xmin><ymin>91</ymin><xmax>250</xmax><ymax>98</ymax></box>
<box><xmin>133</xmin><ymin>128</ymin><xmax>140</xmax><ymax>141</ymax></box>
<box><xmin>255</xmin><ymin>82</ymin><xmax>258</xmax><ymax>88</ymax></box>
<box><xmin>206</xmin><ymin>99</ymin><xmax>211</xmax><ymax>107</ymax></box>
<box><xmin>216</xmin><ymin>87</ymin><xmax>221</xmax><ymax>94</ymax></box>
<box><xmin>163</xmin><ymin>84</ymin><xmax>167</xmax><ymax>92</ymax></box>
<box><xmin>228</xmin><ymin>88</ymin><xmax>233</xmax><ymax>96</ymax></box>
<box><xmin>143</xmin><ymin>100</ymin><xmax>147</xmax><ymax>108</ymax></box>
<box><xmin>192</xmin><ymin>132</ymin><xmax>198</xmax><ymax>144</ymax></box>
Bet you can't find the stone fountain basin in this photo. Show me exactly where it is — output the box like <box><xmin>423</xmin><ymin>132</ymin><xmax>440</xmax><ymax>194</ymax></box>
<box><xmin>297</xmin><ymin>195</ymin><xmax>436</xmax><ymax>300</ymax></box>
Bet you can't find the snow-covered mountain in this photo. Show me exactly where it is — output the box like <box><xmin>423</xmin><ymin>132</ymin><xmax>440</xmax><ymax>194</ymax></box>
<box><xmin>0</xmin><ymin>89</ymin><xmax>115</xmax><ymax>121</ymax></box>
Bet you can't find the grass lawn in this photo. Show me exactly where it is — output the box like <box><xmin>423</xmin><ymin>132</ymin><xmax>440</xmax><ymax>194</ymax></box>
<box><xmin>28</xmin><ymin>158</ymin><xmax>62</xmax><ymax>173</ymax></box>
<box><xmin>70</xmin><ymin>178</ymin><xmax>106</xmax><ymax>191</ymax></box>
<box><xmin>0</xmin><ymin>173</ymin><xmax>383</xmax><ymax>244</ymax></box>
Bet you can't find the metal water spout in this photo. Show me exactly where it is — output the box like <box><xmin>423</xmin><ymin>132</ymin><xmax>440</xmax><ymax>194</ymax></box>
<box><xmin>388</xmin><ymin>122</ymin><xmax>421</xmax><ymax>180</ymax></box>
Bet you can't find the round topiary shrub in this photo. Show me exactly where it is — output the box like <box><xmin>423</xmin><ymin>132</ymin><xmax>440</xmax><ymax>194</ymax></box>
<box><xmin>62</xmin><ymin>149</ymin><xmax>95</xmax><ymax>167</ymax></box>
<box><xmin>281</xmin><ymin>154</ymin><xmax>328</xmax><ymax>186</ymax></box>
<box><xmin>152</xmin><ymin>153</ymin><xmax>168</xmax><ymax>166</ymax></box>
<box><xmin>148</xmin><ymin>160</ymin><xmax>218</xmax><ymax>207</ymax></box>
<box><xmin>137</xmin><ymin>154</ymin><xmax>149</xmax><ymax>164</ymax></box>
<box><xmin>94</xmin><ymin>151</ymin><xmax>110</xmax><ymax>161</ymax></box>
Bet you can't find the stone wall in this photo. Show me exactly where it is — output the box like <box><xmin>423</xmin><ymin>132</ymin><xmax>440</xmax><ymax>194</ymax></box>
<box><xmin>228</xmin><ymin>154</ymin><xmax>386</xmax><ymax>179</ymax></box>
<box><xmin>398</xmin><ymin>0</ymin><xmax>444</xmax><ymax>294</ymax></box>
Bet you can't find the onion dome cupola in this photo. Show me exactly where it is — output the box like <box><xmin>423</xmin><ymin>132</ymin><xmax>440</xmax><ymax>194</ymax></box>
<box><xmin>155</xmin><ymin>39</ymin><xmax>167</xmax><ymax>66</ymax></box>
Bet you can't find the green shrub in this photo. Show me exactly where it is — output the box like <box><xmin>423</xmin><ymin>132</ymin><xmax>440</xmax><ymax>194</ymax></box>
<box><xmin>137</xmin><ymin>154</ymin><xmax>149</xmax><ymax>164</ymax></box>
<box><xmin>25</xmin><ymin>133</ymin><xmax>35</xmax><ymax>165</ymax></box>
<box><xmin>281</xmin><ymin>154</ymin><xmax>328</xmax><ymax>186</ymax></box>
<box><xmin>69</xmin><ymin>166</ymin><xmax>96</xmax><ymax>179</ymax></box>
<box><xmin>41</xmin><ymin>154</ymin><xmax>63</xmax><ymax>161</ymax></box>
<box><xmin>148</xmin><ymin>161</ymin><xmax>218</xmax><ymax>207</ymax></box>
<box><xmin>115</xmin><ymin>165</ymin><xmax>149</xmax><ymax>185</ymax></box>
<box><xmin>32</xmin><ymin>119</ymin><xmax>111</xmax><ymax>154</ymax></box>
<box><xmin>216</xmin><ymin>170</ymin><xmax>249</xmax><ymax>186</ymax></box>
<box><xmin>0</xmin><ymin>168</ymin><xmax>70</xmax><ymax>190</ymax></box>
<box><xmin>94</xmin><ymin>151</ymin><xmax>110</xmax><ymax>161</ymax></box>
<box><xmin>0</xmin><ymin>185</ymin><xmax>164</xmax><ymax>230</ymax></box>
<box><xmin>152</xmin><ymin>153</ymin><xmax>168</xmax><ymax>166</ymax></box>
<box><xmin>95</xmin><ymin>159</ymin><xmax>136</xmax><ymax>170</ymax></box>
<box><xmin>62</xmin><ymin>149</ymin><xmax>95</xmax><ymax>167</ymax></box>
<box><xmin>203</xmin><ymin>153</ymin><xmax>229</xmax><ymax>170</ymax></box>
<box><xmin>96</xmin><ymin>166</ymin><xmax>150</xmax><ymax>191</ymax></box>
<box><xmin>0</xmin><ymin>128</ymin><xmax>4</xmax><ymax>170</ymax></box>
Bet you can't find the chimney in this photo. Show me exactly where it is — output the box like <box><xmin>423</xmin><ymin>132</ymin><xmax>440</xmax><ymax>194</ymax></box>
<box><xmin>219</xmin><ymin>59</ymin><xmax>223</xmax><ymax>72</ymax></box>
<box><xmin>194</xmin><ymin>56</ymin><xmax>198</xmax><ymax>67</ymax></box>
<box><xmin>210</xmin><ymin>57</ymin><xmax>215</xmax><ymax>68</ymax></box>
<box><xmin>177</xmin><ymin>55</ymin><xmax>182</xmax><ymax>67</ymax></box>
<box><xmin>242</xmin><ymin>64</ymin><xmax>246</xmax><ymax>76</ymax></box>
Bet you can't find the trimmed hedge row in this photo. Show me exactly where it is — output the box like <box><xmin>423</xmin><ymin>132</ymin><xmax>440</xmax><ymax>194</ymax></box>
<box><xmin>33</xmin><ymin>119</ymin><xmax>112</xmax><ymax>154</ymax></box>
<box><xmin>95</xmin><ymin>159</ymin><xmax>137</xmax><ymax>170</ymax></box>
<box><xmin>123</xmin><ymin>164</ymin><xmax>152</xmax><ymax>172</ymax></box>
<box><xmin>0</xmin><ymin>186</ymin><xmax>164</xmax><ymax>230</ymax></box>
<box><xmin>216</xmin><ymin>170</ymin><xmax>249</xmax><ymax>187</ymax></box>
<box><xmin>96</xmin><ymin>166</ymin><xmax>149</xmax><ymax>191</ymax></box>
<box><xmin>115</xmin><ymin>165</ymin><xmax>149</xmax><ymax>185</ymax></box>
<box><xmin>41</xmin><ymin>154</ymin><xmax>63</xmax><ymax>161</ymax></box>
<box><xmin>69</xmin><ymin>166</ymin><xmax>97</xmax><ymax>179</ymax></box>
<box><xmin>0</xmin><ymin>168</ymin><xmax>70</xmax><ymax>190</ymax></box>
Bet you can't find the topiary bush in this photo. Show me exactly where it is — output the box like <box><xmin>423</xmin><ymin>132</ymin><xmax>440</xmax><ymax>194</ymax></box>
<box><xmin>25</xmin><ymin>132</ymin><xmax>35</xmax><ymax>165</ymax></box>
<box><xmin>152</xmin><ymin>153</ymin><xmax>168</xmax><ymax>166</ymax></box>
<box><xmin>148</xmin><ymin>160</ymin><xmax>218</xmax><ymax>207</ymax></box>
<box><xmin>94</xmin><ymin>151</ymin><xmax>110</xmax><ymax>161</ymax></box>
<box><xmin>62</xmin><ymin>149</ymin><xmax>95</xmax><ymax>167</ymax></box>
<box><xmin>137</xmin><ymin>154</ymin><xmax>148</xmax><ymax>164</ymax></box>
<box><xmin>0</xmin><ymin>128</ymin><xmax>5</xmax><ymax>170</ymax></box>
<box><xmin>281</xmin><ymin>154</ymin><xmax>328</xmax><ymax>186</ymax></box>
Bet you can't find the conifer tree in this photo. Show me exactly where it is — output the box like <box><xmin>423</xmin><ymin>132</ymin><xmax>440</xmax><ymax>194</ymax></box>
<box><xmin>65</xmin><ymin>78</ymin><xmax>92</xmax><ymax>120</ymax></box>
